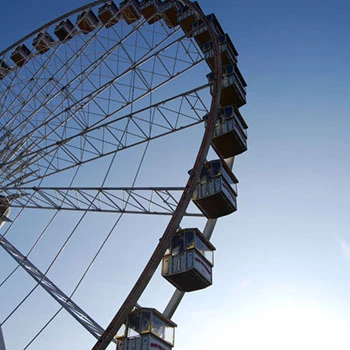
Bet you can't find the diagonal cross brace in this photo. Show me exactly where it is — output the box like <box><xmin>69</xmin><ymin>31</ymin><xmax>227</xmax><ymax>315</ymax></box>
<box><xmin>0</xmin><ymin>234</ymin><xmax>115</xmax><ymax>344</ymax></box>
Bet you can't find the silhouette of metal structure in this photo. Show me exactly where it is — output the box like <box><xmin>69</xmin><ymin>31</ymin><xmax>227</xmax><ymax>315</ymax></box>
<box><xmin>0</xmin><ymin>1</ymin><xmax>247</xmax><ymax>348</ymax></box>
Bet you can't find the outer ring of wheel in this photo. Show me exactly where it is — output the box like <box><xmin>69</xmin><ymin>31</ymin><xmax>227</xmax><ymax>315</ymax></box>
<box><xmin>92</xmin><ymin>0</ymin><xmax>222</xmax><ymax>348</ymax></box>
<box><xmin>0</xmin><ymin>0</ymin><xmax>223</xmax><ymax>347</ymax></box>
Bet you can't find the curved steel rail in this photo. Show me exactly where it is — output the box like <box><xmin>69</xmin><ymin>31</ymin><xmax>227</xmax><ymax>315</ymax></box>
<box><xmin>0</xmin><ymin>0</ymin><xmax>225</xmax><ymax>348</ymax></box>
<box><xmin>0</xmin><ymin>0</ymin><xmax>108</xmax><ymax>57</ymax></box>
<box><xmin>92</xmin><ymin>0</ymin><xmax>222</xmax><ymax>348</ymax></box>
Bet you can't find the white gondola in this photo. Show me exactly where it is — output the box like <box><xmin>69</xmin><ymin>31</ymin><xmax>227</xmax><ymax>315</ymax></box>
<box><xmin>10</xmin><ymin>44</ymin><xmax>31</xmax><ymax>67</ymax></box>
<box><xmin>203</xmin><ymin>33</ymin><xmax>238</xmax><ymax>71</ymax></box>
<box><xmin>119</xmin><ymin>0</ymin><xmax>141</xmax><ymax>24</ymax></box>
<box><xmin>162</xmin><ymin>228</ymin><xmax>215</xmax><ymax>292</ymax></box>
<box><xmin>207</xmin><ymin>64</ymin><xmax>247</xmax><ymax>107</ymax></box>
<box><xmin>98</xmin><ymin>1</ymin><xmax>119</xmax><ymax>28</ymax></box>
<box><xmin>192</xmin><ymin>159</ymin><xmax>238</xmax><ymax>218</ymax></box>
<box><xmin>77</xmin><ymin>9</ymin><xmax>99</xmax><ymax>34</ymax></box>
<box><xmin>54</xmin><ymin>19</ymin><xmax>76</xmax><ymax>41</ymax></box>
<box><xmin>0</xmin><ymin>59</ymin><xmax>11</xmax><ymax>80</ymax></box>
<box><xmin>204</xmin><ymin>105</ymin><xmax>248</xmax><ymax>158</ymax></box>
<box><xmin>32</xmin><ymin>32</ymin><xmax>55</xmax><ymax>54</ymax></box>
<box><xmin>117</xmin><ymin>307</ymin><xmax>176</xmax><ymax>350</ymax></box>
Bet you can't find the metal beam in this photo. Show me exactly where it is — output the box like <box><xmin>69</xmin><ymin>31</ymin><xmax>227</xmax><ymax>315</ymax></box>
<box><xmin>91</xmin><ymin>0</ymin><xmax>222</xmax><ymax>347</ymax></box>
<box><xmin>1</xmin><ymin>186</ymin><xmax>203</xmax><ymax>216</ymax></box>
<box><xmin>0</xmin><ymin>234</ymin><xmax>115</xmax><ymax>344</ymax></box>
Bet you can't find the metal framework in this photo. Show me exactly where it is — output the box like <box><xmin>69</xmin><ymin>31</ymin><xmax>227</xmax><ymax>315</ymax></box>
<box><xmin>0</xmin><ymin>9</ymin><xmax>207</xmax><ymax>189</ymax></box>
<box><xmin>163</xmin><ymin>157</ymin><xmax>233</xmax><ymax>319</ymax></box>
<box><xmin>2</xmin><ymin>186</ymin><xmax>203</xmax><ymax>216</ymax></box>
<box><xmin>92</xmin><ymin>0</ymin><xmax>222</xmax><ymax>348</ymax></box>
<box><xmin>0</xmin><ymin>233</ymin><xmax>112</xmax><ymax>343</ymax></box>
<box><xmin>0</xmin><ymin>1</ymin><xmax>213</xmax><ymax>347</ymax></box>
<box><xmin>0</xmin><ymin>0</ymin><xmax>246</xmax><ymax>348</ymax></box>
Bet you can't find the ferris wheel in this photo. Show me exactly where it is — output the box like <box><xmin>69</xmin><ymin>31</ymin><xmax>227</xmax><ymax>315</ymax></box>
<box><xmin>0</xmin><ymin>0</ymin><xmax>247</xmax><ymax>349</ymax></box>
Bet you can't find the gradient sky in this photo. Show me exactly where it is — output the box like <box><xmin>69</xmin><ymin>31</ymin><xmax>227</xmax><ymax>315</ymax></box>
<box><xmin>1</xmin><ymin>0</ymin><xmax>350</xmax><ymax>349</ymax></box>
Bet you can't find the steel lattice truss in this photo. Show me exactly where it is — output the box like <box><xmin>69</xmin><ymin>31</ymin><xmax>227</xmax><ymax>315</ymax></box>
<box><xmin>2</xmin><ymin>186</ymin><xmax>202</xmax><ymax>216</ymax></box>
<box><xmin>0</xmin><ymin>13</ymin><xmax>208</xmax><ymax>189</ymax></box>
<box><xmin>0</xmin><ymin>0</ymin><xmax>219</xmax><ymax>349</ymax></box>
<box><xmin>0</xmin><ymin>233</ymin><xmax>112</xmax><ymax>343</ymax></box>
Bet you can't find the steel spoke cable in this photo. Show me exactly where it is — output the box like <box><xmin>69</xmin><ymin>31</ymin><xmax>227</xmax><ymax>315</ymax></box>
<box><xmin>0</xmin><ymin>212</ymin><xmax>57</xmax><ymax>289</ymax></box>
<box><xmin>2</xmin><ymin>54</ymin><xmax>205</xmax><ymax>188</ymax></box>
<box><xmin>4</xmin><ymin>113</ymin><xmax>138</xmax><ymax>337</ymax></box>
<box><xmin>23</xmin><ymin>307</ymin><xmax>62</xmax><ymax>350</ymax></box>
<box><xmin>0</xmin><ymin>165</ymin><xmax>82</xmax><ymax>324</ymax></box>
<box><xmin>0</xmin><ymin>141</ymin><xmax>64</xmax><ymax>242</ymax></box>
<box><xmin>2</xmin><ymin>18</ymin><xmax>179</xmax><ymax>153</ymax></box>
<box><xmin>21</xmin><ymin>138</ymin><xmax>151</xmax><ymax>348</ymax></box>
<box><xmin>0</xmin><ymin>2</ymin><xmax>235</xmax><ymax>348</ymax></box>
<box><xmin>8</xmin><ymin>37</ymin><xmax>192</xmax><ymax>161</ymax></box>
<box><xmin>1</xmin><ymin>12</ymin><xmax>135</xmax><ymax>129</ymax></box>
<box><xmin>93</xmin><ymin>0</ymin><xmax>223</xmax><ymax>346</ymax></box>
<box><xmin>10</xmin><ymin>26</ymin><xmax>187</xmax><ymax>151</ymax></box>
<box><xmin>0</xmin><ymin>265</ymin><xmax>19</xmax><ymax>289</ymax></box>
<box><xmin>69</xmin><ymin>141</ymin><xmax>151</xmax><ymax>304</ymax></box>
<box><xmin>2</xmin><ymin>73</ymin><xmax>208</xmax><ymax>190</ymax></box>
<box><xmin>2</xmin><ymin>37</ymin><xmax>73</xmax><ymax>132</ymax></box>
<box><xmin>0</xmin><ymin>118</ymin><xmax>88</xmax><ymax>323</ymax></box>
<box><xmin>2</xmin><ymin>37</ymin><xmax>203</xmax><ymax>163</ymax></box>
<box><xmin>1</xmin><ymin>192</ymin><xmax>93</xmax><ymax>327</ymax></box>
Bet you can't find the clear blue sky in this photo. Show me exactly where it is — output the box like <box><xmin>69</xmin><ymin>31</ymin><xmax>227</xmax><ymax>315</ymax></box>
<box><xmin>1</xmin><ymin>1</ymin><xmax>350</xmax><ymax>349</ymax></box>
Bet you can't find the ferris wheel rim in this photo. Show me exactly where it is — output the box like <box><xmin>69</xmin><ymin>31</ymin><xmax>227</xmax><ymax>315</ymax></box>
<box><xmin>0</xmin><ymin>0</ymin><xmax>225</xmax><ymax>348</ymax></box>
<box><xmin>92</xmin><ymin>0</ymin><xmax>222</xmax><ymax>348</ymax></box>
<box><xmin>0</xmin><ymin>0</ymin><xmax>110</xmax><ymax>57</ymax></box>
<box><xmin>0</xmin><ymin>2</ymin><xmax>211</xmax><ymax>190</ymax></box>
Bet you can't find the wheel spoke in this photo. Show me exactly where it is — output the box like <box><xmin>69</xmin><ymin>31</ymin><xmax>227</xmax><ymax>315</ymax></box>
<box><xmin>2</xmin><ymin>186</ymin><xmax>203</xmax><ymax>216</ymax></box>
<box><xmin>0</xmin><ymin>233</ymin><xmax>113</xmax><ymax>343</ymax></box>
<box><xmin>0</xmin><ymin>0</ymin><xmax>247</xmax><ymax>348</ymax></box>
<box><xmin>1</xmin><ymin>84</ymin><xmax>209</xmax><ymax>188</ymax></box>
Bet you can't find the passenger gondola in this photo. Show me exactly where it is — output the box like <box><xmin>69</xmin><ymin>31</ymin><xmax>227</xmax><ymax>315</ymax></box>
<box><xmin>117</xmin><ymin>307</ymin><xmax>176</xmax><ymax>350</ymax></box>
<box><xmin>54</xmin><ymin>19</ymin><xmax>76</xmax><ymax>41</ymax></box>
<box><xmin>77</xmin><ymin>9</ymin><xmax>99</xmax><ymax>34</ymax></box>
<box><xmin>192</xmin><ymin>13</ymin><xmax>223</xmax><ymax>47</ymax></box>
<box><xmin>204</xmin><ymin>105</ymin><xmax>248</xmax><ymax>158</ymax></box>
<box><xmin>0</xmin><ymin>60</ymin><xmax>11</xmax><ymax>80</ymax></box>
<box><xmin>191</xmin><ymin>159</ymin><xmax>238</xmax><ymax>218</ymax></box>
<box><xmin>10</xmin><ymin>44</ymin><xmax>31</xmax><ymax>67</ymax></box>
<box><xmin>98</xmin><ymin>1</ymin><xmax>119</xmax><ymax>28</ymax></box>
<box><xmin>119</xmin><ymin>0</ymin><xmax>141</xmax><ymax>24</ymax></box>
<box><xmin>203</xmin><ymin>33</ymin><xmax>238</xmax><ymax>71</ymax></box>
<box><xmin>139</xmin><ymin>0</ymin><xmax>162</xmax><ymax>24</ymax></box>
<box><xmin>32</xmin><ymin>32</ymin><xmax>55</xmax><ymax>54</ymax></box>
<box><xmin>162</xmin><ymin>228</ymin><xmax>215</xmax><ymax>292</ymax></box>
<box><xmin>207</xmin><ymin>64</ymin><xmax>247</xmax><ymax>107</ymax></box>
<box><xmin>160</xmin><ymin>0</ymin><xmax>184</xmax><ymax>28</ymax></box>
